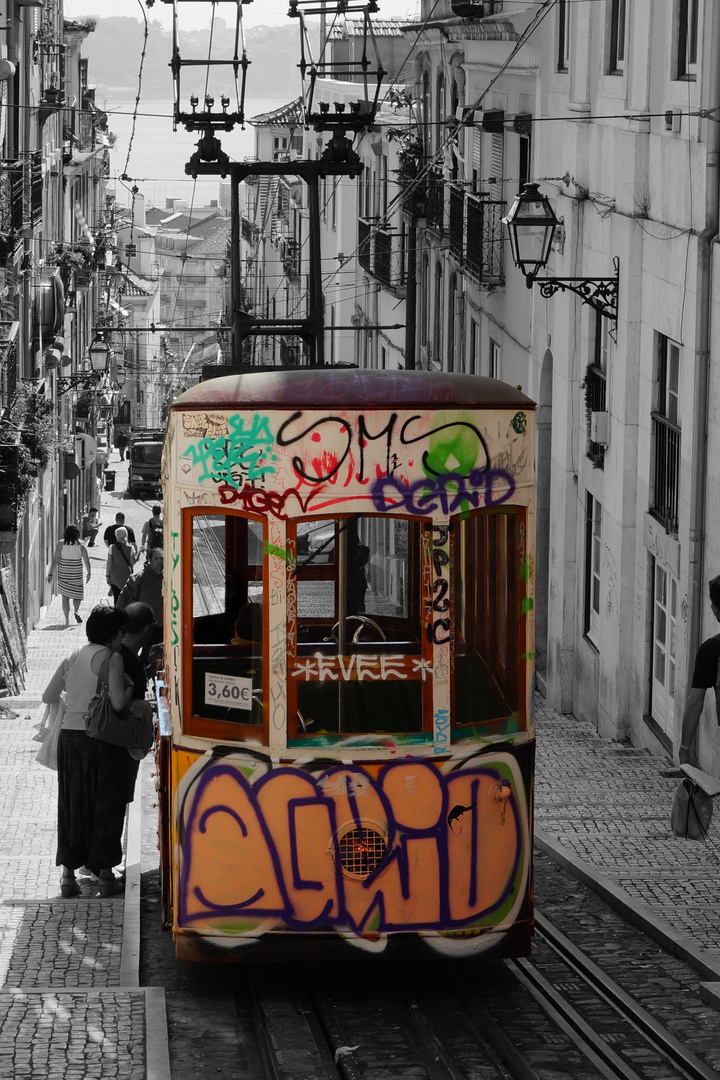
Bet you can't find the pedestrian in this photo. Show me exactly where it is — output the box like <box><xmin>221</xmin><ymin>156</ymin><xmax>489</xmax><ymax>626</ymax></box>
<box><xmin>106</xmin><ymin>526</ymin><xmax>135</xmax><ymax>605</ymax></box>
<box><xmin>81</xmin><ymin>507</ymin><xmax>101</xmax><ymax>547</ymax></box>
<box><xmin>117</xmin><ymin>432</ymin><xmax>129</xmax><ymax>461</ymax></box>
<box><xmin>47</xmin><ymin>524</ymin><xmax>91</xmax><ymax>627</ymax></box>
<box><xmin>120</xmin><ymin>602</ymin><xmax>157</xmax><ymax>802</ymax></box>
<box><xmin>679</xmin><ymin>575</ymin><xmax>720</xmax><ymax>766</ymax></box>
<box><xmin>117</xmin><ymin>547</ymin><xmax>164</xmax><ymax>634</ymax></box>
<box><xmin>41</xmin><ymin>605</ymin><xmax>134</xmax><ymax>898</ymax></box>
<box><xmin>141</xmin><ymin>504</ymin><xmax>163</xmax><ymax>556</ymax></box>
<box><xmin>103</xmin><ymin>511</ymin><xmax>137</xmax><ymax>551</ymax></box>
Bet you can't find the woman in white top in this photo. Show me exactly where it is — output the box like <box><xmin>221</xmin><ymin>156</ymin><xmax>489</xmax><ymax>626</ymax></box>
<box><xmin>47</xmin><ymin>524</ymin><xmax>91</xmax><ymax>626</ymax></box>
<box><xmin>42</xmin><ymin>605</ymin><xmax>134</xmax><ymax>898</ymax></box>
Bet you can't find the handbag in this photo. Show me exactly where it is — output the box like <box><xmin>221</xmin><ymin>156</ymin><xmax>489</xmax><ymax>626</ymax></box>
<box><xmin>671</xmin><ymin>777</ymin><xmax>713</xmax><ymax>841</ymax></box>
<box><xmin>36</xmin><ymin>696</ymin><xmax>66</xmax><ymax>770</ymax></box>
<box><xmin>84</xmin><ymin>652</ymin><xmax>155</xmax><ymax>753</ymax></box>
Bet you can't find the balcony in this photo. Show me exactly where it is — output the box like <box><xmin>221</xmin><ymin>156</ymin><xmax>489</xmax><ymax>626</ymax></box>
<box><xmin>650</xmin><ymin>413</ymin><xmax>680</xmax><ymax>535</ymax></box>
<box><xmin>282</xmin><ymin>237</ymin><xmax>301</xmax><ymax>280</ymax></box>
<box><xmin>357</xmin><ymin>218</ymin><xmax>406</xmax><ymax>292</ymax></box>
<box><xmin>0</xmin><ymin>156</ymin><xmax>43</xmax><ymax>257</ymax></box>
<box><xmin>448</xmin><ymin>186</ymin><xmax>505</xmax><ymax>286</ymax></box>
<box><xmin>426</xmin><ymin>166</ymin><xmax>445</xmax><ymax>233</ymax></box>
<box><xmin>583</xmin><ymin>365</ymin><xmax>607</xmax><ymax>467</ymax></box>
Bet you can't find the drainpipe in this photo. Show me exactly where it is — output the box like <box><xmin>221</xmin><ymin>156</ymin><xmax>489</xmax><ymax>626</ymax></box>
<box><xmin>686</xmin><ymin>3</ymin><xmax>720</xmax><ymax>736</ymax></box>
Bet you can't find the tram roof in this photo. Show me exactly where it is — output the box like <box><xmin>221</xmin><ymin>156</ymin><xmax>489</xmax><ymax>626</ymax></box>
<box><xmin>170</xmin><ymin>369</ymin><xmax>536</xmax><ymax>412</ymax></box>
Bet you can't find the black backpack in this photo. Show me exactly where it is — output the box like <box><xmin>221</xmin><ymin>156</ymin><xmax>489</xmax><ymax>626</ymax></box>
<box><xmin>147</xmin><ymin>517</ymin><xmax>163</xmax><ymax>550</ymax></box>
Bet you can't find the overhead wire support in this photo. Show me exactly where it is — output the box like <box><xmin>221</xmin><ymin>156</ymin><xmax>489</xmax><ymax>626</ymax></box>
<box><xmin>157</xmin><ymin>0</ymin><xmax>252</xmax><ymax>132</ymax></box>
<box><xmin>290</xmin><ymin>1</ymin><xmax>385</xmax><ymax>133</ymax></box>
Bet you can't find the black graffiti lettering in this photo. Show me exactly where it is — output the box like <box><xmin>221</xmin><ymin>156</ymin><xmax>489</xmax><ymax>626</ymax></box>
<box><xmin>276</xmin><ymin>412</ymin><xmax>353</xmax><ymax>482</ymax></box>
<box><xmin>433</xmin><ymin>578</ymin><xmax>449</xmax><ymax>612</ymax></box>
<box><xmin>433</xmin><ymin>548</ymin><xmax>449</xmax><ymax>576</ymax></box>
<box><xmin>433</xmin><ymin>525</ymin><xmax>449</xmax><ymax>547</ymax></box>
<box><xmin>357</xmin><ymin>413</ymin><xmax>398</xmax><ymax>482</ymax></box>
<box><xmin>399</xmin><ymin>416</ymin><xmax>489</xmax><ymax>478</ymax></box>
<box><xmin>433</xmin><ymin>618</ymin><xmax>450</xmax><ymax>644</ymax></box>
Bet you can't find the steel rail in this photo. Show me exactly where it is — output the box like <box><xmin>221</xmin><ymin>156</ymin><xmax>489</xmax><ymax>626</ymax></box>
<box><xmin>534</xmin><ymin>911</ymin><xmax>720</xmax><ymax>1080</ymax></box>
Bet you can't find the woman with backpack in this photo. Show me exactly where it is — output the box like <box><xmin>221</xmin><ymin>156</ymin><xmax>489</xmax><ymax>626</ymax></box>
<box><xmin>106</xmin><ymin>526</ymin><xmax>135</xmax><ymax>605</ymax></box>
<box><xmin>141</xmin><ymin>504</ymin><xmax>163</xmax><ymax>556</ymax></box>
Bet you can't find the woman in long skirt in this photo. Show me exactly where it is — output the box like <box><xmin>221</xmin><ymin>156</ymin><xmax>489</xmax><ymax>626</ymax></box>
<box><xmin>42</xmin><ymin>605</ymin><xmax>134</xmax><ymax>898</ymax></box>
<box><xmin>47</xmin><ymin>524</ymin><xmax>91</xmax><ymax>626</ymax></box>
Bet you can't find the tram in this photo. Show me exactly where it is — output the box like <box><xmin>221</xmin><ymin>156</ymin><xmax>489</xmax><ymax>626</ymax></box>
<box><xmin>155</xmin><ymin>367</ymin><xmax>536</xmax><ymax>961</ymax></box>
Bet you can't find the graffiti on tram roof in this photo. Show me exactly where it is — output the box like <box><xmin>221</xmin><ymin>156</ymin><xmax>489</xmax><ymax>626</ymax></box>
<box><xmin>176</xmin><ymin>749</ymin><xmax>531</xmax><ymax>937</ymax></box>
<box><xmin>177</xmin><ymin>407</ymin><xmax>530</xmax><ymax>517</ymax></box>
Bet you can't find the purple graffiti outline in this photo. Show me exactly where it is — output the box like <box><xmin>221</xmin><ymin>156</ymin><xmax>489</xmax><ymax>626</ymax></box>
<box><xmin>371</xmin><ymin>468</ymin><xmax>517</xmax><ymax>516</ymax></box>
<box><xmin>178</xmin><ymin>757</ymin><xmax>525</xmax><ymax>934</ymax></box>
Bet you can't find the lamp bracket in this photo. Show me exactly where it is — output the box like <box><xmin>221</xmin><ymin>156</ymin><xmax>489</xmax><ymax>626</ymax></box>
<box><xmin>57</xmin><ymin>373</ymin><xmax>102</xmax><ymax>397</ymax></box>
<box><xmin>534</xmin><ymin>256</ymin><xmax>619</xmax><ymax>323</ymax></box>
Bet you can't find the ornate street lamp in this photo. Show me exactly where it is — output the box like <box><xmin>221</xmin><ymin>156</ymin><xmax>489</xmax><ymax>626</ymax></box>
<box><xmin>58</xmin><ymin>336</ymin><xmax>112</xmax><ymax>396</ymax></box>
<box><xmin>503</xmin><ymin>182</ymin><xmax>619</xmax><ymax>320</ymax></box>
<box><xmin>503</xmin><ymin>183</ymin><xmax>559</xmax><ymax>286</ymax></box>
<box><xmin>88</xmin><ymin>336</ymin><xmax>111</xmax><ymax>373</ymax></box>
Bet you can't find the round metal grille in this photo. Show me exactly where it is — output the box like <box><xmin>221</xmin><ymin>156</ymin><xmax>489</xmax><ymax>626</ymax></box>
<box><xmin>336</xmin><ymin>826</ymin><xmax>387</xmax><ymax>878</ymax></box>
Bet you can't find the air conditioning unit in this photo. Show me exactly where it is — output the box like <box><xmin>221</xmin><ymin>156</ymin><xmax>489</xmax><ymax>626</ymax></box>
<box><xmin>590</xmin><ymin>411</ymin><xmax>609</xmax><ymax>445</ymax></box>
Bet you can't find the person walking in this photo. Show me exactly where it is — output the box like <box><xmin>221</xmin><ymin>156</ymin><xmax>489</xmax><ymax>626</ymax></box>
<box><xmin>47</xmin><ymin>524</ymin><xmax>91</xmax><ymax>627</ymax></box>
<box><xmin>103</xmin><ymin>511</ymin><xmax>137</xmax><ymax>552</ymax></box>
<box><xmin>41</xmin><ymin>605</ymin><xmax>134</xmax><ymax>898</ymax></box>
<box><xmin>120</xmin><ymin>602</ymin><xmax>157</xmax><ymax>803</ymax></box>
<box><xmin>141</xmin><ymin>504</ymin><xmax>163</xmax><ymax>556</ymax></box>
<box><xmin>679</xmin><ymin>575</ymin><xmax>720</xmax><ymax>766</ymax></box>
<box><xmin>106</xmin><ymin>526</ymin><xmax>135</xmax><ymax>605</ymax></box>
<box><xmin>117</xmin><ymin>547</ymin><xmax>164</xmax><ymax>632</ymax></box>
<box><xmin>117</xmin><ymin>432</ymin><xmax>129</xmax><ymax>461</ymax></box>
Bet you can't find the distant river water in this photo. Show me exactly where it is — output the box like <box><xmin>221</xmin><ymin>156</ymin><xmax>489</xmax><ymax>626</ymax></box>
<box><xmin>104</xmin><ymin>96</ymin><xmax>290</xmax><ymax>210</ymax></box>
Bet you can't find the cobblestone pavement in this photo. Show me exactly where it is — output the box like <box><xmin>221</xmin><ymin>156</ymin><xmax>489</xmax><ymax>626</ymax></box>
<box><xmin>0</xmin><ymin>455</ymin><xmax>171</xmax><ymax>1079</ymax></box>
<box><xmin>535</xmin><ymin>698</ymin><xmax>720</xmax><ymax>980</ymax></box>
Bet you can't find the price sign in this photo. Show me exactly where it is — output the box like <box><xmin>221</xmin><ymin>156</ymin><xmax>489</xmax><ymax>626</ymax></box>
<box><xmin>205</xmin><ymin>672</ymin><xmax>253</xmax><ymax>710</ymax></box>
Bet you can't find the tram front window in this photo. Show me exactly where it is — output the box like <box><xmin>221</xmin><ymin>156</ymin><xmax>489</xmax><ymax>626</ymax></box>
<box><xmin>293</xmin><ymin>516</ymin><xmax>425</xmax><ymax>736</ymax></box>
<box><xmin>190</xmin><ymin>513</ymin><xmax>264</xmax><ymax>726</ymax></box>
<box><xmin>453</xmin><ymin>511</ymin><xmax>521</xmax><ymax>728</ymax></box>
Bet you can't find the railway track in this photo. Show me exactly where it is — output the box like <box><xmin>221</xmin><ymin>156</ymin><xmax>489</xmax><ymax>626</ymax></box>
<box><xmin>223</xmin><ymin>919</ymin><xmax>720</xmax><ymax>1080</ymax></box>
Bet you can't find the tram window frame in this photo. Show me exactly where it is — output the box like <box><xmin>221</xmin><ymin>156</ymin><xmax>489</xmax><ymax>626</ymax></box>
<box><xmin>288</xmin><ymin>514</ymin><xmax>431</xmax><ymax>743</ymax></box>
<box><xmin>451</xmin><ymin>507</ymin><xmax>528</xmax><ymax>736</ymax></box>
<box><xmin>182</xmin><ymin>506</ymin><xmax>269</xmax><ymax>743</ymax></box>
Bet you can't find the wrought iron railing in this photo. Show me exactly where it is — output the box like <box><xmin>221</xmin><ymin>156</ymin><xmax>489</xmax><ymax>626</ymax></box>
<box><xmin>357</xmin><ymin>219</ymin><xmax>405</xmax><ymax>290</ymax></box>
<box><xmin>426</xmin><ymin>166</ymin><xmax>445</xmax><ymax>233</ymax></box>
<box><xmin>373</xmin><ymin>226</ymin><xmax>405</xmax><ymax>289</ymax></box>
<box><xmin>0</xmin><ymin>156</ymin><xmax>42</xmax><ymax>259</ymax></box>
<box><xmin>447</xmin><ymin>187</ymin><xmax>504</xmax><ymax>285</ymax></box>
<box><xmin>651</xmin><ymin>413</ymin><xmax>680</xmax><ymax>534</ymax></box>
<box><xmin>584</xmin><ymin>364</ymin><xmax>607</xmax><ymax>465</ymax></box>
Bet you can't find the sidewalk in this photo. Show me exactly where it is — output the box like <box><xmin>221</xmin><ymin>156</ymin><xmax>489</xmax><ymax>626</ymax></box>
<box><xmin>0</xmin><ymin>454</ymin><xmax>171</xmax><ymax>1080</ymax></box>
<box><xmin>535</xmin><ymin>697</ymin><xmax>720</xmax><ymax>997</ymax></box>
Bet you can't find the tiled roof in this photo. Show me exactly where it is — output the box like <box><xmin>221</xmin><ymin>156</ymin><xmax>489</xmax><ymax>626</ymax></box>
<box><xmin>329</xmin><ymin>17</ymin><xmax>416</xmax><ymax>37</ymax></box>
<box><xmin>248</xmin><ymin>97</ymin><xmax>303</xmax><ymax>128</ymax></box>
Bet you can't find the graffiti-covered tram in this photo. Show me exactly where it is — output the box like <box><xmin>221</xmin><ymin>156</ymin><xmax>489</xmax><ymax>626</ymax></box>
<box><xmin>155</xmin><ymin>368</ymin><xmax>536</xmax><ymax>960</ymax></box>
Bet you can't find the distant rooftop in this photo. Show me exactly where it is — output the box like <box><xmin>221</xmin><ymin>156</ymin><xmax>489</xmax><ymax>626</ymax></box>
<box><xmin>248</xmin><ymin>97</ymin><xmax>303</xmax><ymax>128</ymax></box>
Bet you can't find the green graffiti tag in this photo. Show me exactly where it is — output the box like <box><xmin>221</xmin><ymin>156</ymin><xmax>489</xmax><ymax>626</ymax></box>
<box><xmin>182</xmin><ymin>413</ymin><xmax>278</xmax><ymax>488</ymax></box>
<box><xmin>511</xmin><ymin>411</ymin><xmax>527</xmax><ymax>434</ymax></box>
<box><xmin>263</xmin><ymin>541</ymin><xmax>296</xmax><ymax>569</ymax></box>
